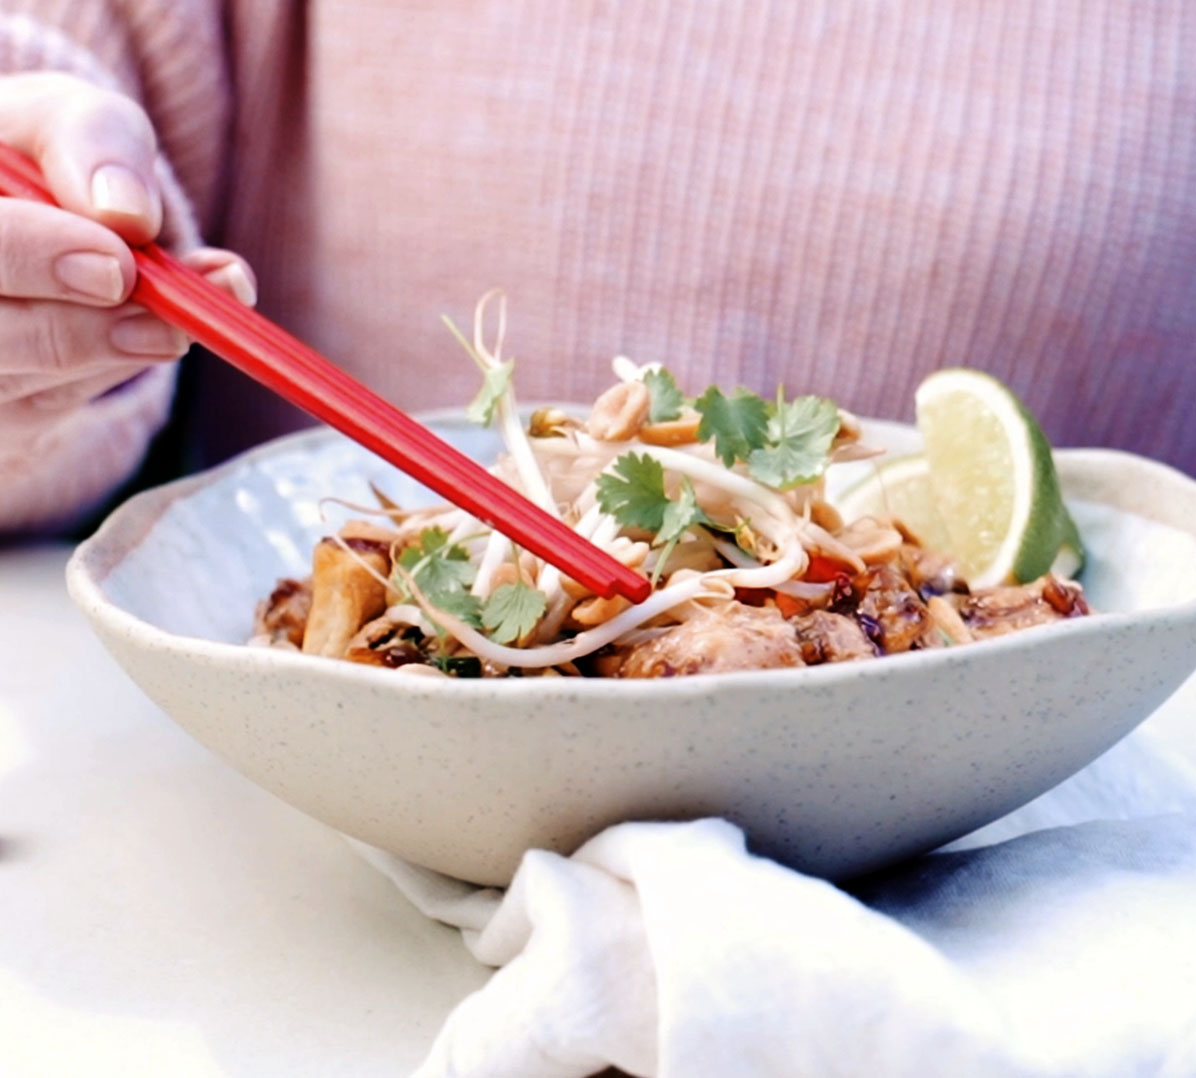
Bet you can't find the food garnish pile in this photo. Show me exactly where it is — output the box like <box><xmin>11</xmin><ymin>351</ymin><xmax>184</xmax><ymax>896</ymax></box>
<box><xmin>252</xmin><ymin>299</ymin><xmax>1088</xmax><ymax>679</ymax></box>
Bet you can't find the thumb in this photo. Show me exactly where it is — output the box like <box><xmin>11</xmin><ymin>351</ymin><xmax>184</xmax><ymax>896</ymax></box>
<box><xmin>0</xmin><ymin>72</ymin><xmax>163</xmax><ymax>245</ymax></box>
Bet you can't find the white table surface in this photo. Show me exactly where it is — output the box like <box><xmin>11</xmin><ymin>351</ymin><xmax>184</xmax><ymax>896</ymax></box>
<box><xmin>0</xmin><ymin>544</ymin><xmax>490</xmax><ymax>1078</ymax></box>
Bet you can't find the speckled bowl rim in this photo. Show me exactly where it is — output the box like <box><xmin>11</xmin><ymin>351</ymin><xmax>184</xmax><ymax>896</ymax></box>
<box><xmin>66</xmin><ymin>423</ymin><xmax>1196</xmax><ymax>706</ymax></box>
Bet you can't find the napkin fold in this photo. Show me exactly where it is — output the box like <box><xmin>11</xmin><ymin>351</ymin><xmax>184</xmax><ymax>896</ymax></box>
<box><xmin>356</xmin><ymin>729</ymin><xmax>1196</xmax><ymax>1078</ymax></box>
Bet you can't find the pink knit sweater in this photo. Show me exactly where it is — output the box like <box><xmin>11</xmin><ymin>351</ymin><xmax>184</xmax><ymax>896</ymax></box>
<box><xmin>3</xmin><ymin>1</ymin><xmax>1195</xmax><ymax>530</ymax></box>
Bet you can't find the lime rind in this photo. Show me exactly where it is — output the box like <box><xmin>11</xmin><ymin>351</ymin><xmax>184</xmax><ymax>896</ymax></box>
<box><xmin>1007</xmin><ymin>390</ymin><xmax>1085</xmax><ymax>582</ymax></box>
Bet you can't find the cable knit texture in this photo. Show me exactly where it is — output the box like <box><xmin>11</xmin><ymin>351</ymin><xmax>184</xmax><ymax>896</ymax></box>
<box><xmin>2</xmin><ymin>1</ymin><xmax>1195</xmax><ymax>528</ymax></box>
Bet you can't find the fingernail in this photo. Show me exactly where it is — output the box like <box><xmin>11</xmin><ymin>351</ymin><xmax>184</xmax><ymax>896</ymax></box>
<box><xmin>91</xmin><ymin>163</ymin><xmax>153</xmax><ymax>220</ymax></box>
<box><xmin>110</xmin><ymin>312</ymin><xmax>189</xmax><ymax>357</ymax></box>
<box><xmin>211</xmin><ymin>262</ymin><xmax>257</xmax><ymax>307</ymax></box>
<box><xmin>53</xmin><ymin>251</ymin><xmax>126</xmax><ymax>303</ymax></box>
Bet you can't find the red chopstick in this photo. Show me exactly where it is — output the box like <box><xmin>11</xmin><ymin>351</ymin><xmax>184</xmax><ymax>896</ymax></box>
<box><xmin>0</xmin><ymin>142</ymin><xmax>650</xmax><ymax>604</ymax></box>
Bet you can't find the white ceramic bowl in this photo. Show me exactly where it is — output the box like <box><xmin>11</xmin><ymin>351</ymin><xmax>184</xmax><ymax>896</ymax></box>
<box><xmin>66</xmin><ymin>418</ymin><xmax>1196</xmax><ymax>886</ymax></box>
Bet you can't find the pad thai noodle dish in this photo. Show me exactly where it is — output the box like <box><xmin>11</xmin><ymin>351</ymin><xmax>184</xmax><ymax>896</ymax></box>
<box><xmin>251</xmin><ymin>296</ymin><xmax>1089</xmax><ymax>679</ymax></box>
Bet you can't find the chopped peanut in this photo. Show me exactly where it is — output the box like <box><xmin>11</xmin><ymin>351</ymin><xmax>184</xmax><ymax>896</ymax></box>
<box><xmin>587</xmin><ymin>381</ymin><xmax>652</xmax><ymax>441</ymax></box>
<box><xmin>639</xmin><ymin>410</ymin><xmax>702</xmax><ymax>446</ymax></box>
<box><xmin>927</xmin><ymin>595</ymin><xmax>974</xmax><ymax>645</ymax></box>
<box><xmin>570</xmin><ymin>594</ymin><xmax>631</xmax><ymax>627</ymax></box>
<box><xmin>836</xmin><ymin>516</ymin><xmax>905</xmax><ymax>565</ymax></box>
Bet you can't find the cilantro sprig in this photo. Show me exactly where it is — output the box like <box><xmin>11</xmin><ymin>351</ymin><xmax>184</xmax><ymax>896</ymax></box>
<box><xmin>594</xmin><ymin>453</ymin><xmax>672</xmax><ymax>533</ymax></box>
<box><xmin>747</xmin><ymin>392</ymin><xmax>841</xmax><ymax>489</ymax></box>
<box><xmin>652</xmin><ymin>476</ymin><xmax>710</xmax><ymax>583</ymax></box>
<box><xmin>595</xmin><ymin>453</ymin><xmax>710</xmax><ymax>582</ymax></box>
<box><xmin>693</xmin><ymin>382</ymin><xmax>840</xmax><ymax>489</ymax></box>
<box><xmin>441</xmin><ymin>313</ymin><xmax>514</xmax><ymax>427</ymax></box>
<box><xmin>465</xmin><ymin>361</ymin><xmax>514</xmax><ymax>426</ymax></box>
<box><xmin>481</xmin><ymin>583</ymin><xmax>548</xmax><ymax>644</ymax></box>
<box><xmin>694</xmin><ymin>386</ymin><xmax>769</xmax><ymax>468</ymax></box>
<box><xmin>393</xmin><ymin>527</ymin><xmax>547</xmax><ymax>643</ymax></box>
<box><xmin>396</xmin><ymin>527</ymin><xmax>476</xmax><ymax>600</ymax></box>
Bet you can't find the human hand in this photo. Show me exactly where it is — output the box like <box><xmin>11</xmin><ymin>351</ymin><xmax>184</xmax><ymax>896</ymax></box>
<box><xmin>0</xmin><ymin>72</ymin><xmax>255</xmax><ymax>454</ymax></box>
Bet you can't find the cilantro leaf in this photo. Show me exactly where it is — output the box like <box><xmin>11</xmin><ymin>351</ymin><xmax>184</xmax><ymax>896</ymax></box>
<box><xmin>694</xmin><ymin>386</ymin><xmax>769</xmax><ymax>467</ymax></box>
<box><xmin>651</xmin><ymin>477</ymin><xmax>711</xmax><ymax>584</ymax></box>
<box><xmin>595</xmin><ymin>452</ymin><xmax>669</xmax><ymax>532</ymax></box>
<box><xmin>747</xmin><ymin>395</ymin><xmax>840</xmax><ymax>489</ymax></box>
<box><xmin>395</xmin><ymin>527</ymin><xmax>477</xmax><ymax>602</ymax></box>
<box><xmin>482</xmin><ymin>582</ymin><xmax>548</xmax><ymax>644</ymax></box>
<box><xmin>656</xmin><ymin>477</ymin><xmax>709</xmax><ymax>547</ymax></box>
<box><xmin>597</xmin><ymin>453</ymin><xmax>713</xmax><ymax>556</ymax></box>
<box><xmin>465</xmin><ymin>360</ymin><xmax>514</xmax><ymax>426</ymax></box>
<box><xmin>643</xmin><ymin>368</ymin><xmax>684</xmax><ymax>422</ymax></box>
<box><xmin>435</xmin><ymin>589</ymin><xmax>484</xmax><ymax>628</ymax></box>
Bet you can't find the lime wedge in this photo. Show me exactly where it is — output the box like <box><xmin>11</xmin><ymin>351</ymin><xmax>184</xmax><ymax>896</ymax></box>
<box><xmin>835</xmin><ymin>455</ymin><xmax>953</xmax><ymax>554</ymax></box>
<box><xmin>914</xmin><ymin>368</ymin><xmax>1083</xmax><ymax>587</ymax></box>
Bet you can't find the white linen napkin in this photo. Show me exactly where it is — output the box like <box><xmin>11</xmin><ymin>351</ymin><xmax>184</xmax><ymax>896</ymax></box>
<box><xmin>354</xmin><ymin>726</ymin><xmax>1196</xmax><ymax>1078</ymax></box>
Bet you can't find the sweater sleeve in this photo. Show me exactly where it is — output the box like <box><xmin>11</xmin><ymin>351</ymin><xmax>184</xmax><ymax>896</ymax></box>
<box><xmin>0</xmin><ymin>2</ymin><xmax>231</xmax><ymax>533</ymax></box>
